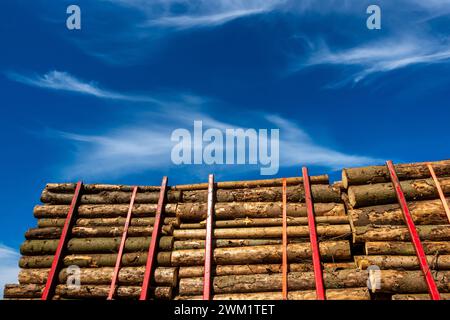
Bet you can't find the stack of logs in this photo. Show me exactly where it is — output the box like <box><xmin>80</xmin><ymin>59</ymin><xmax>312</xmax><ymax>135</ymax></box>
<box><xmin>343</xmin><ymin>160</ymin><xmax>450</xmax><ymax>300</ymax></box>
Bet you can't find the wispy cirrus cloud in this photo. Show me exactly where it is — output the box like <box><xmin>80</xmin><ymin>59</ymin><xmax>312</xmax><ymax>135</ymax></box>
<box><xmin>0</xmin><ymin>244</ymin><xmax>20</xmax><ymax>299</ymax></box>
<box><xmin>6</xmin><ymin>70</ymin><xmax>160</xmax><ymax>102</ymax></box>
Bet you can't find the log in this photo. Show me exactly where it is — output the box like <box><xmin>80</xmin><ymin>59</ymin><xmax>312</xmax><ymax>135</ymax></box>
<box><xmin>45</xmin><ymin>183</ymin><xmax>162</xmax><ymax>193</ymax></box>
<box><xmin>37</xmin><ymin>217</ymin><xmax>180</xmax><ymax>228</ymax></box>
<box><xmin>41</xmin><ymin>190</ymin><xmax>181</xmax><ymax>205</ymax></box>
<box><xmin>353</xmin><ymin>225</ymin><xmax>450</xmax><ymax>243</ymax></box>
<box><xmin>181</xmin><ymin>185</ymin><xmax>340</xmax><ymax>203</ymax></box>
<box><xmin>18</xmin><ymin>267</ymin><xmax>178</xmax><ymax>286</ymax></box>
<box><xmin>166</xmin><ymin>241</ymin><xmax>351</xmax><ymax>266</ymax></box>
<box><xmin>348</xmin><ymin>199</ymin><xmax>450</xmax><ymax>226</ymax></box>
<box><xmin>173</xmin><ymin>239</ymin><xmax>289</xmax><ymax>250</ymax></box>
<box><xmin>365</xmin><ymin>241</ymin><xmax>450</xmax><ymax>255</ymax></box>
<box><xmin>20</xmin><ymin>236</ymin><xmax>174</xmax><ymax>255</ymax></box>
<box><xmin>178</xmin><ymin>270</ymin><xmax>450</xmax><ymax>295</ymax></box>
<box><xmin>34</xmin><ymin>204</ymin><xmax>178</xmax><ymax>218</ymax></box>
<box><xmin>355</xmin><ymin>255</ymin><xmax>450</xmax><ymax>270</ymax></box>
<box><xmin>3</xmin><ymin>284</ymin><xmax>172</xmax><ymax>299</ymax></box>
<box><xmin>347</xmin><ymin>178</ymin><xmax>450</xmax><ymax>208</ymax></box>
<box><xmin>178</xmin><ymin>262</ymin><xmax>356</xmax><ymax>278</ymax></box>
<box><xmin>342</xmin><ymin>160</ymin><xmax>450</xmax><ymax>188</ymax></box>
<box><xmin>392</xmin><ymin>293</ymin><xmax>450</xmax><ymax>300</ymax></box>
<box><xmin>173</xmin><ymin>225</ymin><xmax>351</xmax><ymax>240</ymax></box>
<box><xmin>176</xmin><ymin>288</ymin><xmax>370</xmax><ymax>300</ymax></box>
<box><xmin>177</xmin><ymin>202</ymin><xmax>345</xmax><ymax>221</ymax></box>
<box><xmin>25</xmin><ymin>225</ymin><xmax>173</xmax><ymax>239</ymax></box>
<box><xmin>180</xmin><ymin>216</ymin><xmax>349</xmax><ymax>229</ymax></box>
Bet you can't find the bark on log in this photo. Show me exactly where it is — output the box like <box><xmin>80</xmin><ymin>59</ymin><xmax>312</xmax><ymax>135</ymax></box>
<box><xmin>20</xmin><ymin>236</ymin><xmax>174</xmax><ymax>255</ymax></box>
<box><xmin>347</xmin><ymin>178</ymin><xmax>450</xmax><ymax>208</ymax></box>
<box><xmin>173</xmin><ymin>225</ymin><xmax>351</xmax><ymax>240</ymax></box>
<box><xmin>365</xmin><ymin>241</ymin><xmax>450</xmax><ymax>255</ymax></box>
<box><xmin>18</xmin><ymin>267</ymin><xmax>178</xmax><ymax>286</ymax></box>
<box><xmin>355</xmin><ymin>255</ymin><xmax>450</xmax><ymax>270</ymax></box>
<box><xmin>25</xmin><ymin>225</ymin><xmax>173</xmax><ymax>239</ymax></box>
<box><xmin>178</xmin><ymin>270</ymin><xmax>450</xmax><ymax>295</ymax></box>
<box><xmin>348</xmin><ymin>199</ymin><xmax>450</xmax><ymax>226</ymax></box>
<box><xmin>178</xmin><ymin>262</ymin><xmax>355</xmax><ymax>278</ymax></box>
<box><xmin>37</xmin><ymin>217</ymin><xmax>180</xmax><ymax>228</ymax></box>
<box><xmin>46</xmin><ymin>183</ymin><xmax>162</xmax><ymax>193</ymax></box>
<box><xmin>41</xmin><ymin>190</ymin><xmax>181</xmax><ymax>205</ymax></box>
<box><xmin>173</xmin><ymin>239</ymin><xmax>290</xmax><ymax>250</ymax></box>
<box><xmin>3</xmin><ymin>284</ymin><xmax>172</xmax><ymax>299</ymax></box>
<box><xmin>180</xmin><ymin>216</ymin><xmax>349</xmax><ymax>229</ymax></box>
<box><xmin>176</xmin><ymin>288</ymin><xmax>370</xmax><ymax>300</ymax></box>
<box><xmin>177</xmin><ymin>202</ymin><xmax>345</xmax><ymax>221</ymax></box>
<box><xmin>34</xmin><ymin>204</ymin><xmax>178</xmax><ymax>218</ymax></box>
<box><xmin>392</xmin><ymin>293</ymin><xmax>450</xmax><ymax>300</ymax></box>
<box><xmin>353</xmin><ymin>225</ymin><xmax>450</xmax><ymax>243</ymax></box>
<box><xmin>165</xmin><ymin>241</ymin><xmax>351</xmax><ymax>266</ymax></box>
<box><xmin>342</xmin><ymin>160</ymin><xmax>450</xmax><ymax>188</ymax></box>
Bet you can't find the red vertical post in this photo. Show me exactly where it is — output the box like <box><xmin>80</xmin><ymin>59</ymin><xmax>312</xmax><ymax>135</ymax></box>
<box><xmin>386</xmin><ymin>160</ymin><xmax>441</xmax><ymax>300</ymax></box>
<box><xmin>140</xmin><ymin>177</ymin><xmax>168</xmax><ymax>300</ymax></box>
<box><xmin>107</xmin><ymin>186</ymin><xmax>138</xmax><ymax>300</ymax></box>
<box><xmin>42</xmin><ymin>181</ymin><xmax>83</xmax><ymax>300</ymax></box>
<box><xmin>281</xmin><ymin>178</ymin><xmax>288</xmax><ymax>300</ymax></box>
<box><xmin>302</xmin><ymin>167</ymin><xmax>326</xmax><ymax>300</ymax></box>
<box><xmin>203</xmin><ymin>174</ymin><xmax>215</xmax><ymax>300</ymax></box>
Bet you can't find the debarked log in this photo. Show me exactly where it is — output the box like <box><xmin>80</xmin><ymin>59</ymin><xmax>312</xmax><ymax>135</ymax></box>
<box><xmin>25</xmin><ymin>225</ymin><xmax>173</xmax><ymax>239</ymax></box>
<box><xmin>365</xmin><ymin>241</ymin><xmax>450</xmax><ymax>255</ymax></box>
<box><xmin>175</xmin><ymin>288</ymin><xmax>370</xmax><ymax>300</ymax></box>
<box><xmin>20</xmin><ymin>236</ymin><xmax>174</xmax><ymax>255</ymax></box>
<box><xmin>173</xmin><ymin>225</ymin><xmax>351</xmax><ymax>240</ymax></box>
<box><xmin>353</xmin><ymin>225</ymin><xmax>450</xmax><ymax>243</ymax></box>
<box><xmin>18</xmin><ymin>267</ymin><xmax>178</xmax><ymax>286</ymax></box>
<box><xmin>355</xmin><ymin>255</ymin><xmax>450</xmax><ymax>270</ymax></box>
<box><xmin>347</xmin><ymin>178</ymin><xmax>450</xmax><ymax>208</ymax></box>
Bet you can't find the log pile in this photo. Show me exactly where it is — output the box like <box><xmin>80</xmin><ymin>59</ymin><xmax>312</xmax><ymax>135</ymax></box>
<box><xmin>343</xmin><ymin>160</ymin><xmax>450</xmax><ymax>300</ymax></box>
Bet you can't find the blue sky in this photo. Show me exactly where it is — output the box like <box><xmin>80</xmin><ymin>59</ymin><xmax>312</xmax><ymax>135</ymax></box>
<box><xmin>1</xmin><ymin>0</ymin><xmax>450</xmax><ymax>294</ymax></box>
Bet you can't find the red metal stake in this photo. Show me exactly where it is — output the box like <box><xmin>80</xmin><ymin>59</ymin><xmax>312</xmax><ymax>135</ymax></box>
<box><xmin>282</xmin><ymin>178</ymin><xmax>288</xmax><ymax>300</ymax></box>
<box><xmin>140</xmin><ymin>177</ymin><xmax>168</xmax><ymax>300</ymax></box>
<box><xmin>386</xmin><ymin>160</ymin><xmax>441</xmax><ymax>300</ymax></box>
<box><xmin>302</xmin><ymin>167</ymin><xmax>326</xmax><ymax>300</ymax></box>
<box><xmin>107</xmin><ymin>186</ymin><xmax>138</xmax><ymax>300</ymax></box>
<box><xmin>42</xmin><ymin>181</ymin><xmax>83</xmax><ymax>300</ymax></box>
<box><xmin>203</xmin><ymin>174</ymin><xmax>215</xmax><ymax>300</ymax></box>
<box><xmin>427</xmin><ymin>163</ymin><xmax>450</xmax><ymax>224</ymax></box>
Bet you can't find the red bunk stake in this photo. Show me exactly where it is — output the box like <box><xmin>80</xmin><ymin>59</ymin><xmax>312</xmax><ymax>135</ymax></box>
<box><xmin>203</xmin><ymin>174</ymin><xmax>215</xmax><ymax>300</ymax></box>
<box><xmin>302</xmin><ymin>167</ymin><xmax>326</xmax><ymax>300</ymax></box>
<box><xmin>42</xmin><ymin>181</ymin><xmax>83</xmax><ymax>300</ymax></box>
<box><xmin>281</xmin><ymin>178</ymin><xmax>288</xmax><ymax>300</ymax></box>
<box><xmin>107</xmin><ymin>186</ymin><xmax>138</xmax><ymax>300</ymax></box>
<box><xmin>140</xmin><ymin>177</ymin><xmax>168</xmax><ymax>300</ymax></box>
<box><xmin>427</xmin><ymin>163</ymin><xmax>450</xmax><ymax>224</ymax></box>
<box><xmin>386</xmin><ymin>160</ymin><xmax>441</xmax><ymax>300</ymax></box>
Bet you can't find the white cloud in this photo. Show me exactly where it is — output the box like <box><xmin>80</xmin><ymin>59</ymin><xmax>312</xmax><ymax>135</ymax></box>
<box><xmin>0</xmin><ymin>244</ymin><xmax>20</xmax><ymax>299</ymax></box>
<box><xmin>6</xmin><ymin>70</ymin><xmax>160</xmax><ymax>102</ymax></box>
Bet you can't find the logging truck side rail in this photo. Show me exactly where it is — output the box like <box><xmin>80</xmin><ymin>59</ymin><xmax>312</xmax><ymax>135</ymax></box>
<box><xmin>107</xmin><ymin>186</ymin><xmax>138</xmax><ymax>300</ymax></box>
<box><xmin>203</xmin><ymin>174</ymin><xmax>215</xmax><ymax>300</ymax></box>
<box><xmin>427</xmin><ymin>163</ymin><xmax>450</xmax><ymax>224</ymax></box>
<box><xmin>302</xmin><ymin>167</ymin><xmax>326</xmax><ymax>300</ymax></box>
<box><xmin>140</xmin><ymin>176</ymin><xmax>169</xmax><ymax>300</ymax></box>
<box><xmin>386</xmin><ymin>160</ymin><xmax>441</xmax><ymax>300</ymax></box>
<box><xmin>42</xmin><ymin>181</ymin><xmax>83</xmax><ymax>300</ymax></box>
<box><xmin>282</xmin><ymin>178</ymin><xmax>288</xmax><ymax>300</ymax></box>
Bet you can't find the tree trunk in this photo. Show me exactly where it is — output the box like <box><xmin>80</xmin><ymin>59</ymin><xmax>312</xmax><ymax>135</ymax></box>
<box><xmin>167</xmin><ymin>241</ymin><xmax>351</xmax><ymax>266</ymax></box>
<box><xmin>364</xmin><ymin>241</ymin><xmax>450</xmax><ymax>255</ymax></box>
<box><xmin>173</xmin><ymin>239</ymin><xmax>290</xmax><ymax>250</ymax></box>
<box><xmin>173</xmin><ymin>225</ymin><xmax>351</xmax><ymax>240</ymax></box>
<box><xmin>342</xmin><ymin>160</ymin><xmax>450</xmax><ymax>188</ymax></box>
<box><xmin>45</xmin><ymin>183</ymin><xmax>162</xmax><ymax>193</ymax></box>
<box><xmin>179</xmin><ymin>216</ymin><xmax>349</xmax><ymax>229</ymax></box>
<box><xmin>392</xmin><ymin>293</ymin><xmax>450</xmax><ymax>300</ymax></box>
<box><xmin>175</xmin><ymin>288</ymin><xmax>370</xmax><ymax>300</ymax></box>
<box><xmin>20</xmin><ymin>236</ymin><xmax>174</xmax><ymax>255</ymax></box>
<box><xmin>353</xmin><ymin>225</ymin><xmax>450</xmax><ymax>243</ymax></box>
<box><xmin>178</xmin><ymin>262</ymin><xmax>355</xmax><ymax>278</ymax></box>
<box><xmin>34</xmin><ymin>204</ymin><xmax>178</xmax><ymax>218</ymax></box>
<box><xmin>355</xmin><ymin>255</ymin><xmax>450</xmax><ymax>270</ymax></box>
<box><xmin>18</xmin><ymin>267</ymin><xmax>178</xmax><ymax>286</ymax></box>
<box><xmin>25</xmin><ymin>225</ymin><xmax>173</xmax><ymax>239</ymax></box>
<box><xmin>347</xmin><ymin>178</ymin><xmax>450</xmax><ymax>208</ymax></box>
<box><xmin>176</xmin><ymin>202</ymin><xmax>345</xmax><ymax>221</ymax></box>
<box><xmin>348</xmin><ymin>199</ymin><xmax>450</xmax><ymax>226</ymax></box>
<box><xmin>37</xmin><ymin>217</ymin><xmax>180</xmax><ymax>228</ymax></box>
